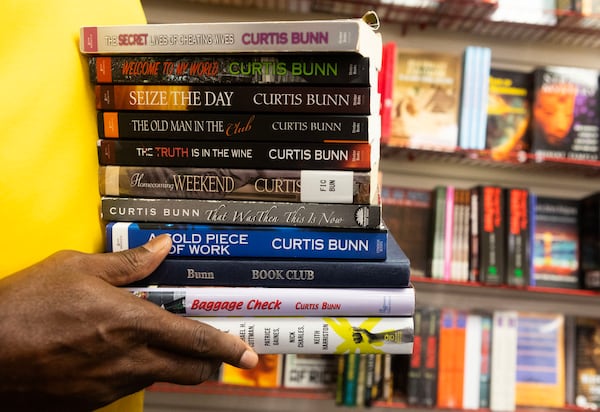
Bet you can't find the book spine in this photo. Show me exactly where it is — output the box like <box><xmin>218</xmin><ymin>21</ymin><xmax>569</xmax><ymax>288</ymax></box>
<box><xmin>88</xmin><ymin>54</ymin><xmax>375</xmax><ymax>85</ymax></box>
<box><xmin>479</xmin><ymin>313</ymin><xmax>492</xmax><ymax>409</ymax></box>
<box><xmin>101</xmin><ymin>197</ymin><xmax>382</xmax><ymax>229</ymax></box>
<box><xmin>95</xmin><ymin>84</ymin><xmax>377</xmax><ymax>114</ymax></box>
<box><xmin>421</xmin><ymin>308</ymin><xmax>440</xmax><ymax>408</ymax></box>
<box><xmin>443</xmin><ymin>185</ymin><xmax>455</xmax><ymax>281</ymax></box>
<box><xmin>79</xmin><ymin>21</ymin><xmax>381</xmax><ymax>66</ymax></box>
<box><xmin>98</xmin><ymin>111</ymin><xmax>378</xmax><ymax>142</ymax></box>
<box><xmin>191</xmin><ymin>317</ymin><xmax>413</xmax><ymax>355</ymax></box>
<box><xmin>108</xmin><ymin>222</ymin><xmax>388</xmax><ymax>260</ymax></box>
<box><xmin>98</xmin><ymin>166</ymin><xmax>378</xmax><ymax>205</ymax></box>
<box><xmin>504</xmin><ymin>188</ymin><xmax>531</xmax><ymax>287</ymax></box>
<box><xmin>478</xmin><ymin>185</ymin><xmax>505</xmax><ymax>285</ymax></box>
<box><xmin>128</xmin><ymin>248</ymin><xmax>410</xmax><ymax>289</ymax></box>
<box><xmin>98</xmin><ymin>139</ymin><xmax>376</xmax><ymax>171</ymax></box>
<box><xmin>128</xmin><ymin>286</ymin><xmax>414</xmax><ymax>317</ymax></box>
<box><xmin>406</xmin><ymin>308</ymin><xmax>423</xmax><ymax>405</ymax></box>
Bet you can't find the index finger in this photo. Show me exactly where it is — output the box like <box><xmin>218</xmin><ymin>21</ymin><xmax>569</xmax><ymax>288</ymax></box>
<box><xmin>126</xmin><ymin>298</ymin><xmax>258</xmax><ymax>369</ymax></box>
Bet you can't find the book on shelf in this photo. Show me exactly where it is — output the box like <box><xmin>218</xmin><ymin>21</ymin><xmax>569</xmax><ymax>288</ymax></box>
<box><xmin>472</xmin><ymin>185</ymin><xmax>505</xmax><ymax>285</ymax></box>
<box><xmin>221</xmin><ymin>354</ymin><xmax>283</xmax><ymax>388</ymax></box>
<box><xmin>504</xmin><ymin>187</ymin><xmax>531</xmax><ymax>287</ymax></box>
<box><xmin>532</xmin><ymin>195</ymin><xmax>580</xmax><ymax>289</ymax></box>
<box><xmin>574</xmin><ymin>316</ymin><xmax>600</xmax><ymax>409</ymax></box>
<box><xmin>489</xmin><ymin>310</ymin><xmax>518</xmax><ymax>412</ymax></box>
<box><xmin>97</xmin><ymin>111</ymin><xmax>380</xmax><ymax>142</ymax></box>
<box><xmin>95</xmin><ymin>84</ymin><xmax>380</xmax><ymax>114</ymax></box>
<box><xmin>387</xmin><ymin>49</ymin><xmax>462</xmax><ymax>151</ymax></box>
<box><xmin>189</xmin><ymin>316</ymin><xmax>414</xmax><ymax>355</ymax></box>
<box><xmin>342</xmin><ymin>353</ymin><xmax>360</xmax><ymax>406</ymax></box>
<box><xmin>88</xmin><ymin>53</ymin><xmax>377</xmax><ymax>85</ymax></box>
<box><xmin>462</xmin><ymin>312</ymin><xmax>483</xmax><ymax>410</ymax></box>
<box><xmin>97</xmin><ymin>139</ymin><xmax>378</xmax><ymax>171</ymax></box>
<box><xmin>579</xmin><ymin>191</ymin><xmax>600</xmax><ymax>290</ymax></box>
<box><xmin>282</xmin><ymin>354</ymin><xmax>337</xmax><ymax>389</ymax></box>
<box><xmin>406</xmin><ymin>307</ymin><xmax>424</xmax><ymax>406</ymax></box>
<box><xmin>98</xmin><ymin>165</ymin><xmax>379</xmax><ymax>205</ymax></box>
<box><xmin>515</xmin><ymin>312</ymin><xmax>565</xmax><ymax>408</ymax></box>
<box><xmin>128</xmin><ymin>231</ymin><xmax>410</xmax><ymax>288</ymax></box>
<box><xmin>381</xmin><ymin>185</ymin><xmax>432</xmax><ymax>278</ymax></box>
<box><xmin>530</xmin><ymin>65</ymin><xmax>600</xmax><ymax>162</ymax></box>
<box><xmin>479</xmin><ymin>312</ymin><xmax>493</xmax><ymax>409</ymax></box>
<box><xmin>428</xmin><ymin>186</ymin><xmax>447</xmax><ymax>280</ymax></box>
<box><xmin>107</xmin><ymin>221</ymin><xmax>388</xmax><ymax>260</ymax></box>
<box><xmin>436</xmin><ymin>308</ymin><xmax>466</xmax><ymax>409</ymax></box>
<box><xmin>101</xmin><ymin>196</ymin><xmax>382</xmax><ymax>229</ymax></box>
<box><xmin>442</xmin><ymin>186</ymin><xmax>455</xmax><ymax>282</ymax></box>
<box><xmin>421</xmin><ymin>307</ymin><xmax>440</xmax><ymax>408</ymax></box>
<box><xmin>79</xmin><ymin>12</ymin><xmax>383</xmax><ymax>68</ymax></box>
<box><xmin>127</xmin><ymin>285</ymin><xmax>415</xmax><ymax>317</ymax></box>
<box><xmin>485</xmin><ymin>67</ymin><xmax>532</xmax><ymax>161</ymax></box>
<box><xmin>457</xmin><ymin>45</ymin><xmax>491</xmax><ymax>150</ymax></box>
<box><xmin>379</xmin><ymin>41</ymin><xmax>396</xmax><ymax>143</ymax></box>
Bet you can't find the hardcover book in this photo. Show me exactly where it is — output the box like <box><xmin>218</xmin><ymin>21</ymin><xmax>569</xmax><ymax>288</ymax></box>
<box><xmin>221</xmin><ymin>354</ymin><xmax>283</xmax><ymax>388</ymax></box>
<box><xmin>127</xmin><ymin>285</ymin><xmax>415</xmax><ymax>317</ymax></box>
<box><xmin>107</xmin><ymin>221</ymin><xmax>388</xmax><ymax>260</ymax></box>
<box><xmin>80</xmin><ymin>14</ymin><xmax>383</xmax><ymax>68</ymax></box>
<box><xmin>532</xmin><ymin>196</ymin><xmax>580</xmax><ymax>289</ymax></box>
<box><xmin>580</xmin><ymin>192</ymin><xmax>600</xmax><ymax>290</ymax></box>
<box><xmin>97</xmin><ymin>139</ymin><xmax>378</xmax><ymax>171</ymax></box>
<box><xmin>101</xmin><ymin>196</ymin><xmax>382</xmax><ymax>229</ymax></box>
<box><xmin>381</xmin><ymin>185</ymin><xmax>432</xmax><ymax>278</ymax></box>
<box><xmin>88</xmin><ymin>53</ymin><xmax>376</xmax><ymax>85</ymax></box>
<box><xmin>387</xmin><ymin>50</ymin><xmax>462</xmax><ymax>151</ymax></box>
<box><xmin>421</xmin><ymin>307</ymin><xmax>440</xmax><ymax>408</ymax></box>
<box><xmin>473</xmin><ymin>185</ymin><xmax>505</xmax><ymax>285</ymax></box>
<box><xmin>128</xmin><ymin>231</ymin><xmax>410</xmax><ymax>288</ymax></box>
<box><xmin>575</xmin><ymin>317</ymin><xmax>600</xmax><ymax>408</ymax></box>
<box><xmin>188</xmin><ymin>316</ymin><xmax>414</xmax><ymax>355</ymax></box>
<box><xmin>95</xmin><ymin>84</ymin><xmax>379</xmax><ymax>114</ymax></box>
<box><xmin>406</xmin><ymin>307</ymin><xmax>424</xmax><ymax>405</ymax></box>
<box><xmin>504</xmin><ymin>187</ymin><xmax>531</xmax><ymax>287</ymax></box>
<box><xmin>462</xmin><ymin>312</ymin><xmax>483</xmax><ymax>410</ymax></box>
<box><xmin>98</xmin><ymin>165</ymin><xmax>379</xmax><ymax>205</ymax></box>
<box><xmin>485</xmin><ymin>68</ymin><xmax>533</xmax><ymax>161</ymax></box>
<box><xmin>515</xmin><ymin>312</ymin><xmax>565</xmax><ymax>408</ymax></box>
<box><xmin>97</xmin><ymin>111</ymin><xmax>380</xmax><ymax>142</ymax></box>
<box><xmin>530</xmin><ymin>65</ymin><xmax>600</xmax><ymax>161</ymax></box>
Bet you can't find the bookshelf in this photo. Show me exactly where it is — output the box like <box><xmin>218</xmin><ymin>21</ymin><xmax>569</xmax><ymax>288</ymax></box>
<box><xmin>139</xmin><ymin>1</ymin><xmax>600</xmax><ymax>410</ymax></box>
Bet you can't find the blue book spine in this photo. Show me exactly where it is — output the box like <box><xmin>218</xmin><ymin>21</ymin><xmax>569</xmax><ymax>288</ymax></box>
<box><xmin>130</xmin><ymin>233</ymin><xmax>410</xmax><ymax>287</ymax></box>
<box><xmin>107</xmin><ymin>222</ymin><xmax>387</xmax><ymax>259</ymax></box>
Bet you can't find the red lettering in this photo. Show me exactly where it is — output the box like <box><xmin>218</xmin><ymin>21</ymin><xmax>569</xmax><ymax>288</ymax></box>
<box><xmin>118</xmin><ymin>33</ymin><xmax>148</xmax><ymax>46</ymax></box>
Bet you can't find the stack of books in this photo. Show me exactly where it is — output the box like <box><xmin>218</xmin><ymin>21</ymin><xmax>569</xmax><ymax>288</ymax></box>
<box><xmin>79</xmin><ymin>12</ymin><xmax>414</xmax><ymax>356</ymax></box>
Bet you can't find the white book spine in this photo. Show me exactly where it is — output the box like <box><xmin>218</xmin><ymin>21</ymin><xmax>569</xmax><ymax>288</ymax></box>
<box><xmin>191</xmin><ymin>316</ymin><xmax>414</xmax><ymax>354</ymax></box>
<box><xmin>128</xmin><ymin>286</ymin><xmax>415</xmax><ymax>317</ymax></box>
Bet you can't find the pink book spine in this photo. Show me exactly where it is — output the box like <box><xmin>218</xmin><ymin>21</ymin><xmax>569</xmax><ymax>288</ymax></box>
<box><xmin>444</xmin><ymin>186</ymin><xmax>455</xmax><ymax>281</ymax></box>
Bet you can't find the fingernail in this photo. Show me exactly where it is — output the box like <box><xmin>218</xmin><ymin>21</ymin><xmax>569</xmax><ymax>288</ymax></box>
<box><xmin>239</xmin><ymin>349</ymin><xmax>259</xmax><ymax>369</ymax></box>
<box><xmin>143</xmin><ymin>234</ymin><xmax>172</xmax><ymax>253</ymax></box>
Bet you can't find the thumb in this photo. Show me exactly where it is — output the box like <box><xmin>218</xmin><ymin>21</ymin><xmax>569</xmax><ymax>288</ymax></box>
<box><xmin>92</xmin><ymin>234</ymin><xmax>172</xmax><ymax>286</ymax></box>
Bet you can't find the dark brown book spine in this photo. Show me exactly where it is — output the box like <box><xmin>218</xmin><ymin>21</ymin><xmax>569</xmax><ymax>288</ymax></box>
<box><xmin>95</xmin><ymin>84</ymin><xmax>376</xmax><ymax>114</ymax></box>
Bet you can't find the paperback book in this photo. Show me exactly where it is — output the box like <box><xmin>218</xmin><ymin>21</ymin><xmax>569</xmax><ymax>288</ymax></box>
<box><xmin>80</xmin><ymin>14</ymin><xmax>383</xmax><ymax>69</ymax></box>
<box><xmin>97</xmin><ymin>111</ymin><xmax>380</xmax><ymax>142</ymax></box>
<box><xmin>575</xmin><ymin>317</ymin><xmax>600</xmax><ymax>408</ymax></box>
<box><xmin>221</xmin><ymin>354</ymin><xmax>283</xmax><ymax>388</ymax></box>
<box><xmin>579</xmin><ymin>192</ymin><xmax>600</xmax><ymax>290</ymax></box>
<box><xmin>88</xmin><ymin>53</ymin><xmax>376</xmax><ymax>85</ymax></box>
<box><xmin>101</xmin><ymin>196</ymin><xmax>382</xmax><ymax>229</ymax></box>
<box><xmin>532</xmin><ymin>196</ymin><xmax>580</xmax><ymax>289</ymax></box>
<box><xmin>387</xmin><ymin>50</ymin><xmax>462</xmax><ymax>151</ymax></box>
<box><xmin>128</xmin><ymin>285</ymin><xmax>415</xmax><ymax>317</ymax></box>
<box><xmin>98</xmin><ymin>165</ymin><xmax>379</xmax><ymax>205</ymax></box>
<box><xmin>530</xmin><ymin>65</ymin><xmax>600</xmax><ymax>161</ymax></box>
<box><xmin>128</xmin><ymin>232</ymin><xmax>410</xmax><ymax>288</ymax></box>
<box><xmin>97</xmin><ymin>139</ymin><xmax>377</xmax><ymax>171</ymax></box>
<box><xmin>282</xmin><ymin>354</ymin><xmax>338</xmax><ymax>389</ymax></box>
<box><xmin>189</xmin><ymin>316</ymin><xmax>414</xmax><ymax>354</ymax></box>
<box><xmin>95</xmin><ymin>84</ymin><xmax>379</xmax><ymax>114</ymax></box>
<box><xmin>485</xmin><ymin>68</ymin><xmax>532</xmax><ymax>161</ymax></box>
<box><xmin>107</xmin><ymin>222</ymin><xmax>388</xmax><ymax>260</ymax></box>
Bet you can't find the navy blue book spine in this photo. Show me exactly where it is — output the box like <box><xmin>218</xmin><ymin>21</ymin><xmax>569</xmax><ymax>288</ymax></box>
<box><xmin>130</xmin><ymin>234</ymin><xmax>409</xmax><ymax>288</ymax></box>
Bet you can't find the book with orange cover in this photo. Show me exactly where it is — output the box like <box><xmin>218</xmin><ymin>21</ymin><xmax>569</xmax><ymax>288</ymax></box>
<box><xmin>221</xmin><ymin>354</ymin><xmax>283</xmax><ymax>388</ymax></box>
<box><xmin>436</xmin><ymin>308</ymin><xmax>466</xmax><ymax>409</ymax></box>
